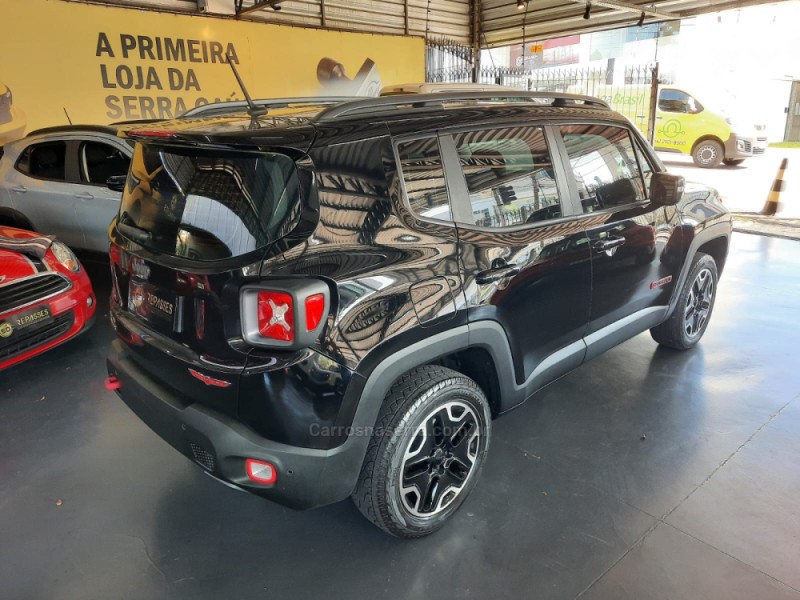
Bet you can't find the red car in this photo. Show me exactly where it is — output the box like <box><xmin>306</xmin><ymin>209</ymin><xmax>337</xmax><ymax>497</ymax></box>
<box><xmin>0</xmin><ymin>226</ymin><xmax>95</xmax><ymax>370</ymax></box>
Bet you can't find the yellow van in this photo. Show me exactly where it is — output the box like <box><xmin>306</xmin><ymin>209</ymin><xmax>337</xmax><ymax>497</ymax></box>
<box><xmin>608</xmin><ymin>85</ymin><xmax>766</xmax><ymax>168</ymax></box>
<box><xmin>650</xmin><ymin>87</ymin><xmax>767</xmax><ymax>168</ymax></box>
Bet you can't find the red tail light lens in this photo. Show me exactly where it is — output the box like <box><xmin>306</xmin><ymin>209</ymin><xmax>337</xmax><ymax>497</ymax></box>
<box><xmin>245</xmin><ymin>459</ymin><xmax>277</xmax><ymax>485</ymax></box>
<box><xmin>305</xmin><ymin>293</ymin><xmax>325</xmax><ymax>331</ymax></box>
<box><xmin>257</xmin><ymin>291</ymin><xmax>294</xmax><ymax>342</ymax></box>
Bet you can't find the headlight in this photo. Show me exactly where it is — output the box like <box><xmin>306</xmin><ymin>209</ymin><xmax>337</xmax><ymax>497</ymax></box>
<box><xmin>50</xmin><ymin>241</ymin><xmax>80</xmax><ymax>272</ymax></box>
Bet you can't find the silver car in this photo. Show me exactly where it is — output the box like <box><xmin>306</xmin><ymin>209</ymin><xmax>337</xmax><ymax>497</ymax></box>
<box><xmin>0</xmin><ymin>125</ymin><xmax>132</xmax><ymax>253</ymax></box>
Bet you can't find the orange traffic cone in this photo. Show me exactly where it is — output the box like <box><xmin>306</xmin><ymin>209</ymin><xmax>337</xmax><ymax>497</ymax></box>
<box><xmin>760</xmin><ymin>158</ymin><xmax>788</xmax><ymax>216</ymax></box>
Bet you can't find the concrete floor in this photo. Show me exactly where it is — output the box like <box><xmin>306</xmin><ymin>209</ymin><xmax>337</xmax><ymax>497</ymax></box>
<box><xmin>1</xmin><ymin>232</ymin><xmax>799</xmax><ymax>600</ymax></box>
<box><xmin>658</xmin><ymin>148</ymin><xmax>800</xmax><ymax>218</ymax></box>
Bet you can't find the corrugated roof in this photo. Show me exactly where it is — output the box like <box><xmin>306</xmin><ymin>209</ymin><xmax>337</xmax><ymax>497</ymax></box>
<box><xmin>76</xmin><ymin>0</ymin><xmax>790</xmax><ymax>48</ymax></box>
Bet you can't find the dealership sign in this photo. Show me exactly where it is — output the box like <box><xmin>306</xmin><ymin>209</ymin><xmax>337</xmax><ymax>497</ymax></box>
<box><xmin>0</xmin><ymin>0</ymin><xmax>424</xmax><ymax>142</ymax></box>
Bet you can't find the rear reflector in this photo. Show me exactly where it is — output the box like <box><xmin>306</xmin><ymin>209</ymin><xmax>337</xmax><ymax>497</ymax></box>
<box><xmin>305</xmin><ymin>293</ymin><xmax>325</xmax><ymax>331</ymax></box>
<box><xmin>105</xmin><ymin>376</ymin><xmax>121</xmax><ymax>391</ymax></box>
<box><xmin>257</xmin><ymin>291</ymin><xmax>294</xmax><ymax>341</ymax></box>
<box><xmin>245</xmin><ymin>459</ymin><xmax>277</xmax><ymax>485</ymax></box>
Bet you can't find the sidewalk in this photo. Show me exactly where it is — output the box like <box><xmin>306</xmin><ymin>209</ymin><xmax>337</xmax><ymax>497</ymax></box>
<box><xmin>732</xmin><ymin>213</ymin><xmax>800</xmax><ymax>241</ymax></box>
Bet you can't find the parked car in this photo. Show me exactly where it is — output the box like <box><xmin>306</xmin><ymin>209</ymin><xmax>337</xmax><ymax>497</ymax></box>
<box><xmin>0</xmin><ymin>125</ymin><xmax>133</xmax><ymax>253</ymax></box>
<box><xmin>0</xmin><ymin>226</ymin><xmax>95</xmax><ymax>370</ymax></box>
<box><xmin>105</xmin><ymin>91</ymin><xmax>732</xmax><ymax>537</ymax></box>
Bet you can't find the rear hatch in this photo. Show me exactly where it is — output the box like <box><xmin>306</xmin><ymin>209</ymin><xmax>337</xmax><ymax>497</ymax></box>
<box><xmin>109</xmin><ymin>137</ymin><xmax>309</xmax><ymax>417</ymax></box>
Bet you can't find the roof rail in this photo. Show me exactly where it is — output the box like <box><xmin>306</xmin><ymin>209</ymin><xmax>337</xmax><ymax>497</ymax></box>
<box><xmin>182</xmin><ymin>96</ymin><xmax>359</xmax><ymax>119</ymax></box>
<box><xmin>315</xmin><ymin>91</ymin><xmax>610</xmax><ymax>122</ymax></box>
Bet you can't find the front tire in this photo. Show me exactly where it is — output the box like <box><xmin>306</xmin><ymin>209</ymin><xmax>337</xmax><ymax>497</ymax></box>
<box><xmin>352</xmin><ymin>365</ymin><xmax>491</xmax><ymax>538</ymax></box>
<box><xmin>650</xmin><ymin>252</ymin><xmax>718</xmax><ymax>350</ymax></box>
<box><xmin>692</xmin><ymin>140</ymin><xmax>724</xmax><ymax>168</ymax></box>
<box><xmin>723</xmin><ymin>158</ymin><xmax>744</xmax><ymax>166</ymax></box>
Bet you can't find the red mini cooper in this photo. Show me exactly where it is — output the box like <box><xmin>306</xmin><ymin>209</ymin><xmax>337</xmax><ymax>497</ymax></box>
<box><xmin>0</xmin><ymin>226</ymin><xmax>95</xmax><ymax>370</ymax></box>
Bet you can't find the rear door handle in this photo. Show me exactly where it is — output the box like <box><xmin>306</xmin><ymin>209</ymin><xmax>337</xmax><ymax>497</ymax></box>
<box><xmin>476</xmin><ymin>264</ymin><xmax>520</xmax><ymax>284</ymax></box>
<box><xmin>11</xmin><ymin>185</ymin><xmax>27</xmax><ymax>194</ymax></box>
<box><xmin>592</xmin><ymin>236</ymin><xmax>626</xmax><ymax>254</ymax></box>
<box><xmin>74</xmin><ymin>192</ymin><xmax>94</xmax><ymax>200</ymax></box>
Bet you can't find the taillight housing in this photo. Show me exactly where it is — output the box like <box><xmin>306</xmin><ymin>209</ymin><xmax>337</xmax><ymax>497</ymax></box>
<box><xmin>240</xmin><ymin>279</ymin><xmax>330</xmax><ymax>349</ymax></box>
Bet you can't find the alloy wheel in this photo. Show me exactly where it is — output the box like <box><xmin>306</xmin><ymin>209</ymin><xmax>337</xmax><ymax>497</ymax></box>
<box><xmin>399</xmin><ymin>401</ymin><xmax>481</xmax><ymax>517</ymax></box>
<box><xmin>684</xmin><ymin>267</ymin><xmax>714</xmax><ymax>338</ymax></box>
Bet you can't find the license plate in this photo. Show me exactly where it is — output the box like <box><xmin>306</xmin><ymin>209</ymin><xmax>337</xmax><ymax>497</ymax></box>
<box><xmin>128</xmin><ymin>281</ymin><xmax>177</xmax><ymax>324</ymax></box>
<box><xmin>0</xmin><ymin>305</ymin><xmax>53</xmax><ymax>339</ymax></box>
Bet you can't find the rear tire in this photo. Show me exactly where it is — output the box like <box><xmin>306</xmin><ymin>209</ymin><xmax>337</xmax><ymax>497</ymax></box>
<box><xmin>352</xmin><ymin>365</ymin><xmax>491</xmax><ymax>538</ymax></box>
<box><xmin>650</xmin><ymin>253</ymin><xmax>718</xmax><ymax>350</ymax></box>
<box><xmin>692</xmin><ymin>140</ymin><xmax>724</xmax><ymax>168</ymax></box>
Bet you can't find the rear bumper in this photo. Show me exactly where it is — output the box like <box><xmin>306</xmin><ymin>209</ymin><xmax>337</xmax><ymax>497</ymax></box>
<box><xmin>107</xmin><ymin>340</ymin><xmax>368</xmax><ymax>510</ymax></box>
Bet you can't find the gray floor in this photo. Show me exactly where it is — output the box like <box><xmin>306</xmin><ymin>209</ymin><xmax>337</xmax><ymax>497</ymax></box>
<box><xmin>1</xmin><ymin>232</ymin><xmax>799</xmax><ymax>600</ymax></box>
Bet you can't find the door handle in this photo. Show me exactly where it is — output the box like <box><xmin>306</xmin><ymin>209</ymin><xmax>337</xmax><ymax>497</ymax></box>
<box><xmin>74</xmin><ymin>192</ymin><xmax>94</xmax><ymax>200</ymax></box>
<box><xmin>476</xmin><ymin>264</ymin><xmax>520</xmax><ymax>284</ymax></box>
<box><xmin>11</xmin><ymin>185</ymin><xmax>27</xmax><ymax>194</ymax></box>
<box><xmin>592</xmin><ymin>236</ymin><xmax>626</xmax><ymax>254</ymax></box>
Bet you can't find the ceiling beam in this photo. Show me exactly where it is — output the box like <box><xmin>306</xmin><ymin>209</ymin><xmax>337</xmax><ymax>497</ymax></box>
<box><xmin>564</xmin><ymin>0</ymin><xmax>677</xmax><ymax>20</ymax></box>
<box><xmin>235</xmin><ymin>0</ymin><xmax>282</xmax><ymax>16</ymax></box>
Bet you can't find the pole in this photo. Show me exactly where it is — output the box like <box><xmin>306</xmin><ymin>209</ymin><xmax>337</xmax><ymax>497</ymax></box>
<box><xmin>647</xmin><ymin>62</ymin><xmax>660</xmax><ymax>145</ymax></box>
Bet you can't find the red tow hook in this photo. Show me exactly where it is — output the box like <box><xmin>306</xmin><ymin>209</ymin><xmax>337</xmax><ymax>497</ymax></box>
<box><xmin>105</xmin><ymin>376</ymin><xmax>122</xmax><ymax>391</ymax></box>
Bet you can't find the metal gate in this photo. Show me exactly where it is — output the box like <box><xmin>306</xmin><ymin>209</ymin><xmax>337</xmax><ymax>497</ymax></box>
<box><xmin>427</xmin><ymin>50</ymin><xmax>660</xmax><ymax>142</ymax></box>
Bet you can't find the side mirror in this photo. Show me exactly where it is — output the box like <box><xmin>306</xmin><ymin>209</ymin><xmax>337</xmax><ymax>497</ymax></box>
<box><xmin>106</xmin><ymin>175</ymin><xmax>127</xmax><ymax>192</ymax></box>
<box><xmin>650</xmin><ymin>172</ymin><xmax>685</xmax><ymax>206</ymax></box>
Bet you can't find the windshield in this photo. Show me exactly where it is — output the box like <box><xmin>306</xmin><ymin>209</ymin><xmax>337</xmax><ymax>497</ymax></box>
<box><xmin>118</xmin><ymin>144</ymin><xmax>300</xmax><ymax>261</ymax></box>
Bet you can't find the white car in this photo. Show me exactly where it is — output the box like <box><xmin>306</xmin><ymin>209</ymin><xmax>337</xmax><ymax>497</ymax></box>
<box><xmin>0</xmin><ymin>125</ymin><xmax>132</xmax><ymax>253</ymax></box>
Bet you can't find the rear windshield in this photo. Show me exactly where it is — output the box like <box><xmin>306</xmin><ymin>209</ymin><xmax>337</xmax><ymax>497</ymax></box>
<box><xmin>118</xmin><ymin>144</ymin><xmax>300</xmax><ymax>261</ymax></box>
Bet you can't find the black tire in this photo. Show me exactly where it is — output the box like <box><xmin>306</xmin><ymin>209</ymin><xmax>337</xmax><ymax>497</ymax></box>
<box><xmin>723</xmin><ymin>158</ymin><xmax>744</xmax><ymax>167</ymax></box>
<box><xmin>352</xmin><ymin>365</ymin><xmax>491</xmax><ymax>538</ymax></box>
<box><xmin>692</xmin><ymin>140</ymin><xmax>724</xmax><ymax>168</ymax></box>
<box><xmin>0</xmin><ymin>210</ymin><xmax>34</xmax><ymax>231</ymax></box>
<box><xmin>650</xmin><ymin>252</ymin><xmax>718</xmax><ymax>350</ymax></box>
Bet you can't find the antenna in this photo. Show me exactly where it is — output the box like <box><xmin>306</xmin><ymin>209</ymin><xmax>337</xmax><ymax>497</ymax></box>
<box><xmin>63</xmin><ymin>108</ymin><xmax>73</xmax><ymax>125</ymax></box>
<box><xmin>226</xmin><ymin>54</ymin><xmax>267</xmax><ymax>118</ymax></box>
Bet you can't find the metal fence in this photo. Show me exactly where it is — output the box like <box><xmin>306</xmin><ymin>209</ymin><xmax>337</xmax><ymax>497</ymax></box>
<box><xmin>426</xmin><ymin>38</ymin><xmax>473</xmax><ymax>83</ymax></box>
<box><xmin>427</xmin><ymin>52</ymin><xmax>659</xmax><ymax>139</ymax></box>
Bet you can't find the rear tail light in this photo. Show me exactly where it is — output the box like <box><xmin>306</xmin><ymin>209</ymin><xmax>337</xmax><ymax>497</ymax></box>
<box><xmin>257</xmin><ymin>291</ymin><xmax>294</xmax><ymax>341</ymax></box>
<box><xmin>245</xmin><ymin>459</ymin><xmax>277</xmax><ymax>485</ymax></box>
<box><xmin>305</xmin><ymin>294</ymin><xmax>325</xmax><ymax>331</ymax></box>
<box><xmin>240</xmin><ymin>280</ymin><xmax>330</xmax><ymax>349</ymax></box>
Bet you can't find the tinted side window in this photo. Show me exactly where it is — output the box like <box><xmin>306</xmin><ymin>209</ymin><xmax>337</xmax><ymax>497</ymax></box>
<box><xmin>396</xmin><ymin>138</ymin><xmax>452</xmax><ymax>222</ymax></box>
<box><xmin>453</xmin><ymin>127</ymin><xmax>562</xmax><ymax>228</ymax></box>
<box><xmin>658</xmin><ymin>89</ymin><xmax>701</xmax><ymax>114</ymax></box>
<box><xmin>81</xmin><ymin>142</ymin><xmax>129</xmax><ymax>185</ymax></box>
<box><xmin>560</xmin><ymin>124</ymin><xmax>645</xmax><ymax>213</ymax></box>
<box><xmin>17</xmin><ymin>141</ymin><xmax>67</xmax><ymax>181</ymax></box>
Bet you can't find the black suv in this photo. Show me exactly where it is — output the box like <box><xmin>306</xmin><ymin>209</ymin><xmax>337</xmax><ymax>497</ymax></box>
<box><xmin>106</xmin><ymin>92</ymin><xmax>732</xmax><ymax>537</ymax></box>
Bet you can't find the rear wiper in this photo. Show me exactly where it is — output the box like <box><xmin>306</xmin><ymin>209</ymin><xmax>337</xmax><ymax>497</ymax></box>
<box><xmin>118</xmin><ymin>221</ymin><xmax>152</xmax><ymax>244</ymax></box>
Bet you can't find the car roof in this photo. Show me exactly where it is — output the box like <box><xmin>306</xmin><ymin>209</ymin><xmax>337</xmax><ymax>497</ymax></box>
<box><xmin>25</xmin><ymin>124</ymin><xmax>121</xmax><ymax>138</ymax></box>
<box><xmin>123</xmin><ymin>92</ymin><xmax>631</xmax><ymax>149</ymax></box>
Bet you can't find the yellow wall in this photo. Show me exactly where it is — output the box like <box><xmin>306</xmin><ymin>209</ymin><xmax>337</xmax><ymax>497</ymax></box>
<box><xmin>0</xmin><ymin>0</ymin><xmax>424</xmax><ymax>141</ymax></box>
